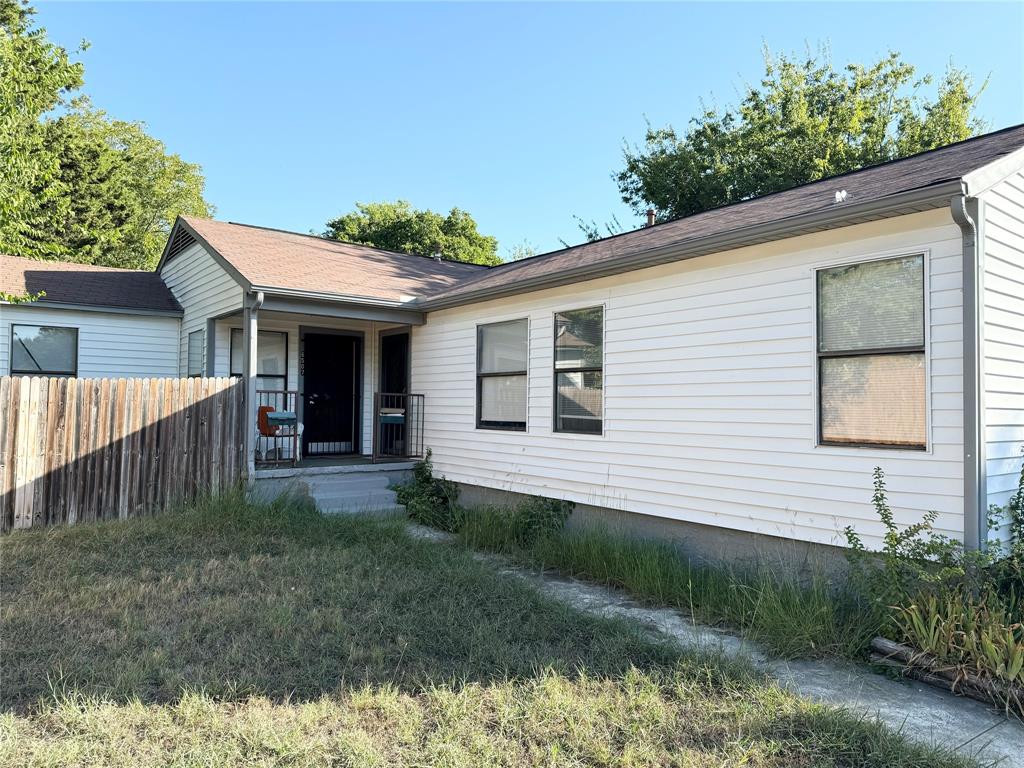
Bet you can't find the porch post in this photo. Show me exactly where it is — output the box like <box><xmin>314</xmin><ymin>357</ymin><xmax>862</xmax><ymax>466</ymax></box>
<box><xmin>242</xmin><ymin>291</ymin><xmax>264</xmax><ymax>483</ymax></box>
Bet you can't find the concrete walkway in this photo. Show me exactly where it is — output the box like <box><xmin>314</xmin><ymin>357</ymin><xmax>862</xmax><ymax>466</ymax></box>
<box><xmin>407</xmin><ymin>524</ymin><xmax>1024</xmax><ymax>767</ymax></box>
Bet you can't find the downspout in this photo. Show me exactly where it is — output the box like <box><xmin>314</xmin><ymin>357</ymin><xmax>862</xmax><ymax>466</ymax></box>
<box><xmin>951</xmin><ymin>190</ymin><xmax>986</xmax><ymax>551</ymax></box>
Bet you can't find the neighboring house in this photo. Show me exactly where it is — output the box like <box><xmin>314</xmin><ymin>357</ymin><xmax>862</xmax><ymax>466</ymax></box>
<box><xmin>4</xmin><ymin>125</ymin><xmax>1024</xmax><ymax>554</ymax></box>
<box><xmin>0</xmin><ymin>255</ymin><xmax>181</xmax><ymax>379</ymax></box>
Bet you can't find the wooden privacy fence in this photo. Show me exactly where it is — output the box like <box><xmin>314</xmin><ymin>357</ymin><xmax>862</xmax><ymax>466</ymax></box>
<box><xmin>0</xmin><ymin>376</ymin><xmax>244</xmax><ymax>532</ymax></box>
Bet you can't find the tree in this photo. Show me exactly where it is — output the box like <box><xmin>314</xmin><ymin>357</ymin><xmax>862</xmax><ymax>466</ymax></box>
<box><xmin>0</xmin><ymin>0</ymin><xmax>83</xmax><ymax>257</ymax></box>
<box><xmin>324</xmin><ymin>200</ymin><xmax>500</xmax><ymax>266</ymax></box>
<box><xmin>30</xmin><ymin>108</ymin><xmax>212</xmax><ymax>268</ymax></box>
<box><xmin>0</xmin><ymin>1</ymin><xmax>212</xmax><ymax>268</ymax></box>
<box><xmin>616</xmin><ymin>49</ymin><xmax>986</xmax><ymax>221</ymax></box>
<box><xmin>564</xmin><ymin>214</ymin><xmax>626</xmax><ymax>246</ymax></box>
<box><xmin>505</xmin><ymin>239</ymin><xmax>537</xmax><ymax>261</ymax></box>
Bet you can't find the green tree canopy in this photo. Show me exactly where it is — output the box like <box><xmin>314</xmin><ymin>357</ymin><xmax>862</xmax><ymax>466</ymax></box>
<box><xmin>0</xmin><ymin>0</ymin><xmax>83</xmax><ymax>257</ymax></box>
<box><xmin>616</xmin><ymin>49</ymin><xmax>986</xmax><ymax>222</ymax></box>
<box><xmin>324</xmin><ymin>200</ymin><xmax>501</xmax><ymax>266</ymax></box>
<box><xmin>31</xmin><ymin>108</ymin><xmax>211</xmax><ymax>268</ymax></box>
<box><xmin>0</xmin><ymin>0</ymin><xmax>212</xmax><ymax>269</ymax></box>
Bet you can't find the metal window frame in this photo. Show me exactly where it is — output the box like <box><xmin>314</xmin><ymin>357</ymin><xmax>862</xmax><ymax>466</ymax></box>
<box><xmin>815</xmin><ymin>255</ymin><xmax>927</xmax><ymax>450</ymax></box>
<box><xmin>476</xmin><ymin>318</ymin><xmax>528</xmax><ymax>431</ymax></box>
<box><xmin>552</xmin><ymin>306</ymin><xmax>604</xmax><ymax>435</ymax></box>
<box><xmin>9</xmin><ymin>323</ymin><xmax>79</xmax><ymax>376</ymax></box>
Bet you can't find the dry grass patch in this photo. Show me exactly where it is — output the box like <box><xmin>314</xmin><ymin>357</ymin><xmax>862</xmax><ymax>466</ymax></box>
<box><xmin>0</xmin><ymin>493</ymin><xmax>977</xmax><ymax>767</ymax></box>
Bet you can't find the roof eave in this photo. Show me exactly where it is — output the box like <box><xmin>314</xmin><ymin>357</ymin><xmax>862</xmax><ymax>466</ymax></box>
<box><xmin>416</xmin><ymin>180</ymin><xmax>966</xmax><ymax>311</ymax></box>
<box><xmin>0</xmin><ymin>299</ymin><xmax>184</xmax><ymax>317</ymax></box>
<box><xmin>251</xmin><ymin>285</ymin><xmax>416</xmax><ymax>308</ymax></box>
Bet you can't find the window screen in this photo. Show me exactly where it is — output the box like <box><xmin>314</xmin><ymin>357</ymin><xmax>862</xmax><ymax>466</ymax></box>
<box><xmin>11</xmin><ymin>325</ymin><xmax>77</xmax><ymax>376</ymax></box>
<box><xmin>817</xmin><ymin>255</ymin><xmax>925</xmax><ymax>448</ymax></box>
<box><xmin>554</xmin><ymin>306</ymin><xmax>603</xmax><ymax>434</ymax></box>
<box><xmin>477</xmin><ymin>319</ymin><xmax>527</xmax><ymax>430</ymax></box>
<box><xmin>187</xmin><ymin>330</ymin><xmax>204</xmax><ymax>377</ymax></box>
<box><xmin>230</xmin><ymin>329</ymin><xmax>288</xmax><ymax>390</ymax></box>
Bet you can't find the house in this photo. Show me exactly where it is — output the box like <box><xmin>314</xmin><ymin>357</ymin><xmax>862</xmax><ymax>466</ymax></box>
<box><xmin>0</xmin><ymin>255</ymin><xmax>181</xmax><ymax>378</ymax></box>
<box><xmin>4</xmin><ymin>125</ymin><xmax>1024</xmax><ymax>555</ymax></box>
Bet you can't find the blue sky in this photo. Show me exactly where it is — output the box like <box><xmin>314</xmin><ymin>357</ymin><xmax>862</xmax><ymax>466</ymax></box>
<box><xmin>38</xmin><ymin>1</ymin><xmax>1024</xmax><ymax>257</ymax></box>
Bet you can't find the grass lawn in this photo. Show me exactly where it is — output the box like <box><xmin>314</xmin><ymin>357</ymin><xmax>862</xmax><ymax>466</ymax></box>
<box><xmin>0</xmin><ymin>494</ymin><xmax>977</xmax><ymax>767</ymax></box>
<box><xmin>458</xmin><ymin>508</ymin><xmax>875</xmax><ymax>660</ymax></box>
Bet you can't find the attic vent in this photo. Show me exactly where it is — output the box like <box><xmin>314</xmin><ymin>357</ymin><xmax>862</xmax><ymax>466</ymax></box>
<box><xmin>166</xmin><ymin>229</ymin><xmax>197</xmax><ymax>260</ymax></box>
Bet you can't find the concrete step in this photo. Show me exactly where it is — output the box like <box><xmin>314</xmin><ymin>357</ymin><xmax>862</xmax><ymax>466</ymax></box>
<box><xmin>314</xmin><ymin>489</ymin><xmax>398</xmax><ymax>508</ymax></box>
<box><xmin>305</xmin><ymin>475</ymin><xmax>392</xmax><ymax>494</ymax></box>
<box><xmin>320</xmin><ymin>504</ymin><xmax>406</xmax><ymax>517</ymax></box>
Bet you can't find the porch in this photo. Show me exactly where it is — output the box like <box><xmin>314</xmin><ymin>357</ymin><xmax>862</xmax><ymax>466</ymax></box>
<box><xmin>206</xmin><ymin>295</ymin><xmax>426</xmax><ymax>477</ymax></box>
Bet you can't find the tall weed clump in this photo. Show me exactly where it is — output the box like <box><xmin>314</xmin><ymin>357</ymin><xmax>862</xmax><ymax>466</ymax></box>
<box><xmin>844</xmin><ymin>463</ymin><xmax>1024</xmax><ymax>717</ymax></box>
<box><xmin>394</xmin><ymin>449</ymin><xmax>463</xmax><ymax>531</ymax></box>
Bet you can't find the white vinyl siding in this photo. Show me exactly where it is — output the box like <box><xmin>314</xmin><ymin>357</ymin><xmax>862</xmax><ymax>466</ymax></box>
<box><xmin>158</xmin><ymin>242</ymin><xmax>244</xmax><ymax>376</ymax></box>
<box><xmin>981</xmin><ymin>172</ymin><xmax>1024</xmax><ymax>546</ymax></box>
<box><xmin>0</xmin><ymin>305</ymin><xmax>179</xmax><ymax>378</ymax></box>
<box><xmin>412</xmin><ymin>210</ymin><xmax>965</xmax><ymax>550</ymax></box>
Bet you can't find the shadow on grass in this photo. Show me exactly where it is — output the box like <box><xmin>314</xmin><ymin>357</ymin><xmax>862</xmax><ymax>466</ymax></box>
<box><xmin>1</xmin><ymin>492</ymin><xmax>689</xmax><ymax>713</ymax></box>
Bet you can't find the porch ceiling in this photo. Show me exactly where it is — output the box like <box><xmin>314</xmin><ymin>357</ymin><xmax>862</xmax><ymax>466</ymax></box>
<box><xmin>256</xmin><ymin>294</ymin><xmax>424</xmax><ymax>325</ymax></box>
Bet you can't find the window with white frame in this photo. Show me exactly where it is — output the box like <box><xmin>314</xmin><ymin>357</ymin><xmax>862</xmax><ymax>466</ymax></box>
<box><xmin>817</xmin><ymin>254</ymin><xmax>926</xmax><ymax>449</ymax></box>
<box><xmin>230</xmin><ymin>329</ymin><xmax>288</xmax><ymax>391</ymax></box>
<box><xmin>476</xmin><ymin>319</ymin><xmax>528</xmax><ymax>430</ymax></box>
<box><xmin>554</xmin><ymin>306</ymin><xmax>603</xmax><ymax>434</ymax></box>
<box><xmin>11</xmin><ymin>324</ymin><xmax>77</xmax><ymax>376</ymax></box>
<box><xmin>186</xmin><ymin>330</ymin><xmax>205</xmax><ymax>377</ymax></box>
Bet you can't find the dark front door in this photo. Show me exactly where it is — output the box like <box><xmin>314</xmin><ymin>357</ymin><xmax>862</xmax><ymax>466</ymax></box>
<box><xmin>302</xmin><ymin>332</ymin><xmax>361</xmax><ymax>456</ymax></box>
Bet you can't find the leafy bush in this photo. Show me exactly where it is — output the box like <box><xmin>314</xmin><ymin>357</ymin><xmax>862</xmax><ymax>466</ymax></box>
<box><xmin>395</xmin><ymin>449</ymin><xmax>463</xmax><ymax>532</ymax></box>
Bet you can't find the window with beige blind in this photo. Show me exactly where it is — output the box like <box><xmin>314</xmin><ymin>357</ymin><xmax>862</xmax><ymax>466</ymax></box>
<box><xmin>817</xmin><ymin>254</ymin><xmax>926</xmax><ymax>449</ymax></box>
<box><xmin>476</xmin><ymin>319</ymin><xmax>528</xmax><ymax>430</ymax></box>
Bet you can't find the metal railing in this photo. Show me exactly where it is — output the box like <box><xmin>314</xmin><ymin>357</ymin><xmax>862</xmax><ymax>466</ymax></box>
<box><xmin>372</xmin><ymin>393</ymin><xmax>425</xmax><ymax>463</ymax></box>
<box><xmin>255</xmin><ymin>389</ymin><xmax>299</xmax><ymax>466</ymax></box>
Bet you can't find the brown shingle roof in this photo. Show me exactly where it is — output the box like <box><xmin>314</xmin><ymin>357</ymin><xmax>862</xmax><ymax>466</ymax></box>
<box><xmin>0</xmin><ymin>254</ymin><xmax>182</xmax><ymax>314</ymax></box>
<box><xmin>175</xmin><ymin>217</ymin><xmax>487</xmax><ymax>303</ymax></box>
<box><xmin>420</xmin><ymin>123</ymin><xmax>1024</xmax><ymax>308</ymax></box>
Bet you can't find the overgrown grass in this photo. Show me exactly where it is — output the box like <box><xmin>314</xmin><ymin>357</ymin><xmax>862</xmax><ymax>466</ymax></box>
<box><xmin>0</xmin><ymin>492</ymin><xmax>977</xmax><ymax>766</ymax></box>
<box><xmin>460</xmin><ymin>507</ymin><xmax>877</xmax><ymax>660</ymax></box>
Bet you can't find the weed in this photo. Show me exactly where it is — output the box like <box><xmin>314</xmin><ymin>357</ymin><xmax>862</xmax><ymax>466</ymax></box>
<box><xmin>394</xmin><ymin>449</ymin><xmax>463</xmax><ymax>531</ymax></box>
<box><xmin>844</xmin><ymin>464</ymin><xmax>1024</xmax><ymax>717</ymax></box>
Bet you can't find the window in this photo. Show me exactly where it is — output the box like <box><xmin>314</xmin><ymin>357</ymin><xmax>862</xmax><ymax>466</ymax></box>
<box><xmin>187</xmin><ymin>330</ymin><xmax>204</xmax><ymax>377</ymax></box>
<box><xmin>817</xmin><ymin>254</ymin><xmax>926</xmax><ymax>449</ymax></box>
<box><xmin>476</xmin><ymin>319</ymin><xmax>528</xmax><ymax>430</ymax></box>
<box><xmin>554</xmin><ymin>306</ymin><xmax>603</xmax><ymax>434</ymax></box>
<box><xmin>230</xmin><ymin>329</ymin><xmax>288</xmax><ymax>390</ymax></box>
<box><xmin>11</xmin><ymin>324</ymin><xmax>77</xmax><ymax>376</ymax></box>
